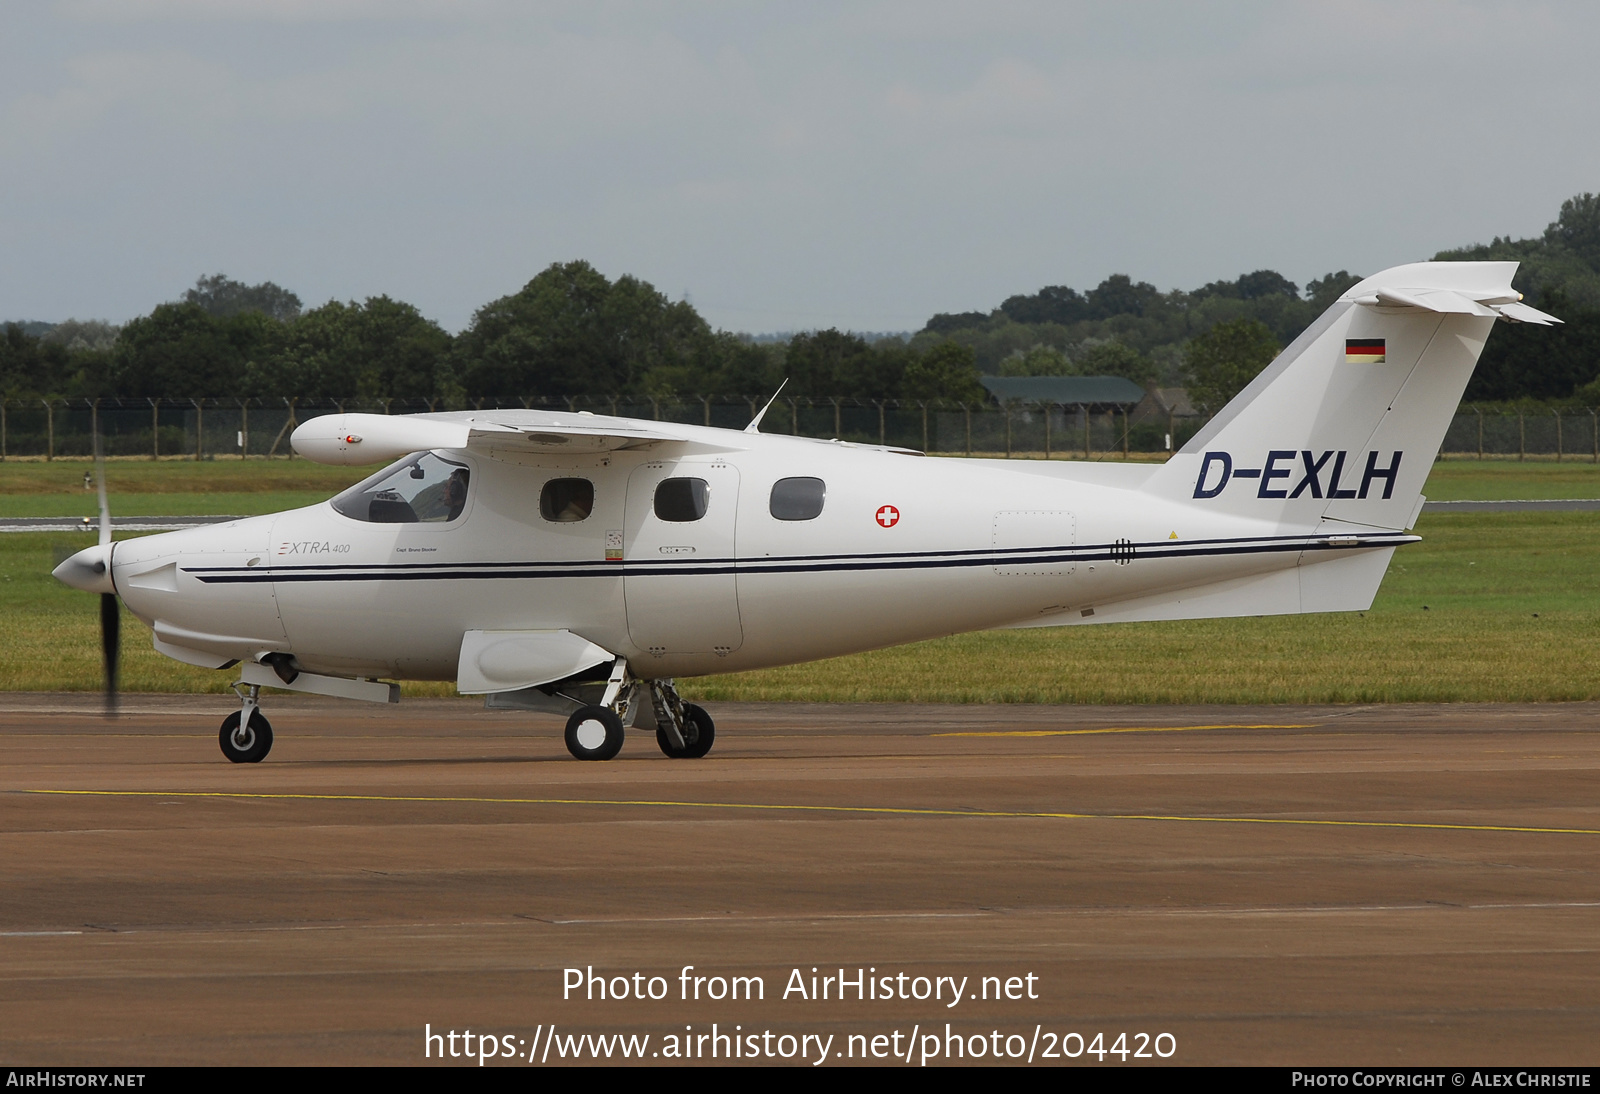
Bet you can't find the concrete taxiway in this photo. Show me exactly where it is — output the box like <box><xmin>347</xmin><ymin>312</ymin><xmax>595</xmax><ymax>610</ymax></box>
<box><xmin>2</xmin><ymin>695</ymin><xmax>1598</xmax><ymax>1066</ymax></box>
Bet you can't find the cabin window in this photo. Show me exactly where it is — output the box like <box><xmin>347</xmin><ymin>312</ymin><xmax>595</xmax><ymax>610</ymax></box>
<box><xmin>770</xmin><ymin>476</ymin><xmax>826</xmax><ymax>521</ymax></box>
<box><xmin>331</xmin><ymin>453</ymin><xmax>470</xmax><ymax>524</ymax></box>
<box><xmin>654</xmin><ymin>477</ymin><xmax>709</xmax><ymax>522</ymax></box>
<box><xmin>540</xmin><ymin>478</ymin><xmax>594</xmax><ymax>522</ymax></box>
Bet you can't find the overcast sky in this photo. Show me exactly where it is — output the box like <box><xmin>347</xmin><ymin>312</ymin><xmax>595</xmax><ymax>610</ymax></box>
<box><xmin>3</xmin><ymin>1</ymin><xmax>1597</xmax><ymax>334</ymax></box>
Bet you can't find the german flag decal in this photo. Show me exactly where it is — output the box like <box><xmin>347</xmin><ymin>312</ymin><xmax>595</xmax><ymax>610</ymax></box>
<box><xmin>1345</xmin><ymin>338</ymin><xmax>1386</xmax><ymax>364</ymax></box>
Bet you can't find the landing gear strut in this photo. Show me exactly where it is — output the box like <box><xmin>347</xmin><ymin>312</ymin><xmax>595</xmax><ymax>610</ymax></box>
<box><xmin>220</xmin><ymin>683</ymin><xmax>273</xmax><ymax>763</ymax></box>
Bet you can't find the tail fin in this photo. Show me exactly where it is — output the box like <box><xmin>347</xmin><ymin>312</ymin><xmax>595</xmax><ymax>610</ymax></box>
<box><xmin>1147</xmin><ymin>262</ymin><xmax>1558</xmax><ymax>530</ymax></box>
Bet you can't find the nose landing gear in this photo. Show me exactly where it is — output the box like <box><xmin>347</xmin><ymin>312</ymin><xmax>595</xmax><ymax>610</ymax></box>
<box><xmin>220</xmin><ymin>683</ymin><xmax>273</xmax><ymax>763</ymax></box>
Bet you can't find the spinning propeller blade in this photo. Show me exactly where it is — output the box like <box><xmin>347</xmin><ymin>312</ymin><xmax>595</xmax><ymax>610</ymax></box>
<box><xmin>93</xmin><ymin>427</ymin><xmax>119</xmax><ymax>716</ymax></box>
<box><xmin>100</xmin><ymin>591</ymin><xmax>120</xmax><ymax>715</ymax></box>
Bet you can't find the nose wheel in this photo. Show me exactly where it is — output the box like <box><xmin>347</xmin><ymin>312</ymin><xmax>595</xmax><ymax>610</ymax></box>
<box><xmin>220</xmin><ymin>682</ymin><xmax>273</xmax><ymax>763</ymax></box>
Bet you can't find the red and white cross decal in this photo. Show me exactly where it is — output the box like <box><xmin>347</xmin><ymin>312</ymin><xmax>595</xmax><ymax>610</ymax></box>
<box><xmin>875</xmin><ymin>504</ymin><xmax>900</xmax><ymax>528</ymax></box>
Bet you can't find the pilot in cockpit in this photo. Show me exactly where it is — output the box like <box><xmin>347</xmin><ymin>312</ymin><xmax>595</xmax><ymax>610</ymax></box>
<box><xmin>411</xmin><ymin>467</ymin><xmax>470</xmax><ymax>522</ymax></box>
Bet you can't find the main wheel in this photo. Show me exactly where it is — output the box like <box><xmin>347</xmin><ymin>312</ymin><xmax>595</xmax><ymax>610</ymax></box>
<box><xmin>219</xmin><ymin>710</ymin><xmax>273</xmax><ymax>763</ymax></box>
<box><xmin>565</xmin><ymin>705</ymin><xmax>625</xmax><ymax>761</ymax></box>
<box><xmin>657</xmin><ymin>703</ymin><xmax>715</xmax><ymax>759</ymax></box>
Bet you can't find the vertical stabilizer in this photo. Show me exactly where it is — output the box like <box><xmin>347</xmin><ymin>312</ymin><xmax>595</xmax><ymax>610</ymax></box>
<box><xmin>1145</xmin><ymin>262</ymin><xmax>1557</xmax><ymax>531</ymax></box>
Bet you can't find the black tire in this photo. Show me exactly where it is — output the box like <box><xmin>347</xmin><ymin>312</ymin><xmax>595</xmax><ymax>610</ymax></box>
<box><xmin>657</xmin><ymin>703</ymin><xmax>715</xmax><ymax>759</ymax></box>
<box><xmin>565</xmin><ymin>705</ymin><xmax>625</xmax><ymax>761</ymax></box>
<box><xmin>219</xmin><ymin>710</ymin><xmax>273</xmax><ymax>763</ymax></box>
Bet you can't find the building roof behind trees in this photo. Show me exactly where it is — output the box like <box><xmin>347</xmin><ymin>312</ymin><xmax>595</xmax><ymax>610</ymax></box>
<box><xmin>978</xmin><ymin>375</ymin><xmax>1146</xmax><ymax>406</ymax></box>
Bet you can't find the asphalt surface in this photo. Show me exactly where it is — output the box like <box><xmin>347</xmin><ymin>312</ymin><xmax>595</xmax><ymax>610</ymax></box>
<box><xmin>2</xmin><ymin>695</ymin><xmax>1598</xmax><ymax>1067</ymax></box>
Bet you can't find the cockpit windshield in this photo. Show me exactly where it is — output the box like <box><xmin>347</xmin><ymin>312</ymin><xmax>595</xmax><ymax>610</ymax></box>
<box><xmin>331</xmin><ymin>452</ymin><xmax>471</xmax><ymax>524</ymax></box>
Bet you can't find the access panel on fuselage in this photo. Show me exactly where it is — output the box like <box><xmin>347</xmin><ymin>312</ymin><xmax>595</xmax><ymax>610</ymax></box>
<box><xmin>623</xmin><ymin>459</ymin><xmax>742</xmax><ymax>655</ymax></box>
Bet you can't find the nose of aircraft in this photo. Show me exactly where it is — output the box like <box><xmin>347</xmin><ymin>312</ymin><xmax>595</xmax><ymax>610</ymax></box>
<box><xmin>53</xmin><ymin>542</ymin><xmax>116</xmax><ymax>594</ymax></box>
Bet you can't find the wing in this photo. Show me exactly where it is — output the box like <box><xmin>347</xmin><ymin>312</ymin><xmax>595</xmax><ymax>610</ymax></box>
<box><xmin>291</xmin><ymin>410</ymin><xmax>692</xmax><ymax>465</ymax></box>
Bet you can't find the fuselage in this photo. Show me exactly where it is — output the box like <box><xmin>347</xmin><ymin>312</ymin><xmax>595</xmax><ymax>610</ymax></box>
<box><xmin>102</xmin><ymin>421</ymin><xmax>1399</xmax><ymax>683</ymax></box>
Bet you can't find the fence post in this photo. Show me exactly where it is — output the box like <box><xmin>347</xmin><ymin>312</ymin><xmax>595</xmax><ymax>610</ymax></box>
<box><xmin>192</xmin><ymin>399</ymin><xmax>204</xmax><ymax>461</ymax></box>
<box><xmin>1122</xmin><ymin>407</ymin><xmax>1130</xmax><ymax>458</ymax></box>
<box><xmin>1555</xmin><ymin>408</ymin><xmax>1563</xmax><ymax>463</ymax></box>
<box><xmin>1041</xmin><ymin>401</ymin><xmax>1051</xmax><ymax>459</ymax></box>
<box><xmin>267</xmin><ymin>397</ymin><xmax>299</xmax><ymax>460</ymax></box>
<box><xmin>239</xmin><ymin>399</ymin><xmax>249</xmax><ymax>458</ymax></box>
<box><xmin>1004</xmin><ymin>402</ymin><xmax>1012</xmax><ymax>458</ymax></box>
<box><xmin>790</xmin><ymin>398</ymin><xmax>798</xmax><ymax>435</ymax></box>
<box><xmin>875</xmin><ymin>400</ymin><xmax>886</xmax><ymax>445</ymax></box>
<box><xmin>1593</xmin><ymin>408</ymin><xmax>1598</xmax><ymax>464</ymax></box>
<box><xmin>91</xmin><ymin>398</ymin><xmax>99</xmax><ymax>457</ymax></box>
<box><xmin>44</xmin><ymin>399</ymin><xmax>53</xmax><ymax>461</ymax></box>
<box><xmin>921</xmin><ymin>401</ymin><xmax>930</xmax><ymax>452</ymax></box>
<box><xmin>831</xmin><ymin>397</ymin><xmax>841</xmax><ymax>439</ymax></box>
<box><xmin>1</xmin><ymin>398</ymin><xmax>6</xmax><ymax>461</ymax></box>
<box><xmin>1475</xmin><ymin>406</ymin><xmax>1483</xmax><ymax>459</ymax></box>
<box><xmin>1518</xmin><ymin>409</ymin><xmax>1524</xmax><ymax>462</ymax></box>
<box><xmin>963</xmin><ymin>404</ymin><xmax>971</xmax><ymax>456</ymax></box>
<box><xmin>150</xmin><ymin>399</ymin><xmax>159</xmax><ymax>459</ymax></box>
<box><xmin>1081</xmin><ymin>404</ymin><xmax>1090</xmax><ymax>459</ymax></box>
<box><xmin>703</xmin><ymin>395</ymin><xmax>713</xmax><ymax>427</ymax></box>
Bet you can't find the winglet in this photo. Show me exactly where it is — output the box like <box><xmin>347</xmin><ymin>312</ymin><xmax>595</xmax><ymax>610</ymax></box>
<box><xmin>745</xmin><ymin>379</ymin><xmax>789</xmax><ymax>433</ymax></box>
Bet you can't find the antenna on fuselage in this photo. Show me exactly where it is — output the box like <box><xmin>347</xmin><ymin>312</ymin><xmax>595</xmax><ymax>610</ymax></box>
<box><xmin>745</xmin><ymin>379</ymin><xmax>788</xmax><ymax>434</ymax></box>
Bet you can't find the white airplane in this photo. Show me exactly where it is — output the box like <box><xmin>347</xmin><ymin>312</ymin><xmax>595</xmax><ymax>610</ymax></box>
<box><xmin>54</xmin><ymin>262</ymin><xmax>1558</xmax><ymax>762</ymax></box>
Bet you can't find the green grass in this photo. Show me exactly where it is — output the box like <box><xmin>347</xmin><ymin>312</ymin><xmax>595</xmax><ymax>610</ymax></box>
<box><xmin>0</xmin><ymin>459</ymin><xmax>379</xmax><ymax>517</ymax></box>
<box><xmin>1420</xmin><ymin>459</ymin><xmax>1600</xmax><ymax>501</ymax></box>
<box><xmin>685</xmin><ymin>511</ymin><xmax>1600</xmax><ymax>704</ymax></box>
<box><xmin>5</xmin><ymin>511</ymin><xmax>1599</xmax><ymax>702</ymax></box>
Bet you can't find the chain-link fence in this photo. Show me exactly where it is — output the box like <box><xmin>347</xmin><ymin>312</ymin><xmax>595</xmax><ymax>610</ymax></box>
<box><xmin>1438</xmin><ymin>406</ymin><xmax>1600</xmax><ymax>461</ymax></box>
<box><xmin>0</xmin><ymin>397</ymin><xmax>1593</xmax><ymax>461</ymax></box>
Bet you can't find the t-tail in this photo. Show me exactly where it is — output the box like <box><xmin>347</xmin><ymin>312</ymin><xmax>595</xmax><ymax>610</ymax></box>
<box><xmin>1147</xmin><ymin>261</ymin><xmax>1558</xmax><ymax>532</ymax></box>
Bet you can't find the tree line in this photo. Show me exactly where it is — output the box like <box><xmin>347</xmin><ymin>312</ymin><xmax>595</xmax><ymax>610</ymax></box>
<box><xmin>919</xmin><ymin>192</ymin><xmax>1600</xmax><ymax>407</ymax></box>
<box><xmin>4</xmin><ymin>192</ymin><xmax>1598</xmax><ymax>411</ymax></box>
<box><xmin>0</xmin><ymin>263</ymin><xmax>988</xmax><ymax>408</ymax></box>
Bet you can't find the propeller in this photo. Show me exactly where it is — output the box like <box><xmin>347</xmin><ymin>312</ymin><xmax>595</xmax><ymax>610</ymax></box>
<box><xmin>93</xmin><ymin>428</ymin><xmax>118</xmax><ymax>716</ymax></box>
<box><xmin>52</xmin><ymin>426</ymin><xmax>121</xmax><ymax>715</ymax></box>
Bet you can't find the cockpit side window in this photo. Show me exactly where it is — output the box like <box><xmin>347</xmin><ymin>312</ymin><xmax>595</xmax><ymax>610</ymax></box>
<box><xmin>331</xmin><ymin>453</ymin><xmax>471</xmax><ymax>524</ymax></box>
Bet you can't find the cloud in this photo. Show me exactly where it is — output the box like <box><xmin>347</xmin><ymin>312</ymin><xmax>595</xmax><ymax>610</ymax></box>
<box><xmin>4</xmin><ymin>3</ymin><xmax>1598</xmax><ymax>331</ymax></box>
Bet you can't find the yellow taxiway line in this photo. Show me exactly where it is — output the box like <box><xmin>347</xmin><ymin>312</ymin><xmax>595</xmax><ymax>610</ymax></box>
<box><xmin>20</xmin><ymin>788</ymin><xmax>1600</xmax><ymax>837</ymax></box>
<box><xmin>935</xmin><ymin>723</ymin><xmax>1316</xmax><ymax>738</ymax></box>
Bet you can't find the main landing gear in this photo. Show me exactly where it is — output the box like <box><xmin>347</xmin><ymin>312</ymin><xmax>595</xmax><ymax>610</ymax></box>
<box><xmin>559</xmin><ymin>660</ymin><xmax>715</xmax><ymax>762</ymax></box>
<box><xmin>220</xmin><ymin>683</ymin><xmax>273</xmax><ymax>763</ymax></box>
<box><xmin>564</xmin><ymin>705</ymin><xmax>626</xmax><ymax>761</ymax></box>
<box><xmin>653</xmin><ymin>686</ymin><xmax>714</xmax><ymax>760</ymax></box>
